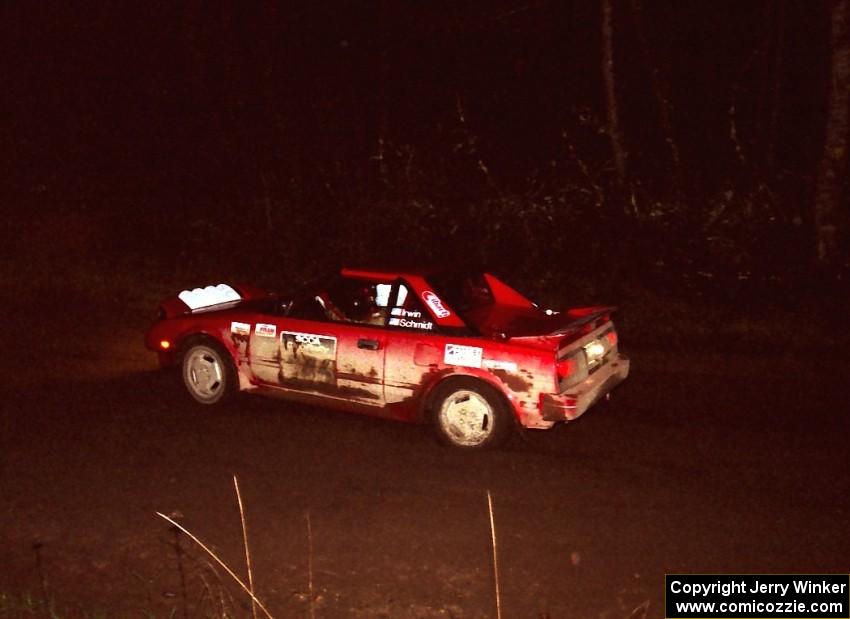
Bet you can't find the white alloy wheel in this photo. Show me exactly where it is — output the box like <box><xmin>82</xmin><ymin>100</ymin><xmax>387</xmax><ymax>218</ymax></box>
<box><xmin>182</xmin><ymin>344</ymin><xmax>233</xmax><ymax>404</ymax></box>
<box><xmin>437</xmin><ymin>388</ymin><xmax>497</xmax><ymax>447</ymax></box>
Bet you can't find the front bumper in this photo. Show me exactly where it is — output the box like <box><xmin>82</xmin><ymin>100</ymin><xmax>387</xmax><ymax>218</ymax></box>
<box><xmin>540</xmin><ymin>353</ymin><xmax>630</xmax><ymax>422</ymax></box>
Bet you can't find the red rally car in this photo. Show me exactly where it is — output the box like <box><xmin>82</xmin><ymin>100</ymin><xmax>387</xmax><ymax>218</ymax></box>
<box><xmin>145</xmin><ymin>268</ymin><xmax>630</xmax><ymax>449</ymax></box>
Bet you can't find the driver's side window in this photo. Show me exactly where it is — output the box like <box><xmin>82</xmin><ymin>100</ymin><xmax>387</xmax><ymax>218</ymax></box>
<box><xmin>285</xmin><ymin>295</ymin><xmax>328</xmax><ymax>321</ymax></box>
<box><xmin>319</xmin><ymin>279</ymin><xmax>390</xmax><ymax>326</ymax></box>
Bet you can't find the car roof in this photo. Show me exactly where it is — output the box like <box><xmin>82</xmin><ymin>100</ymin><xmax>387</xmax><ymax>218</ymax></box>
<box><xmin>340</xmin><ymin>268</ymin><xmax>410</xmax><ymax>282</ymax></box>
<box><xmin>341</xmin><ymin>267</ymin><xmax>430</xmax><ymax>282</ymax></box>
<box><xmin>340</xmin><ymin>267</ymin><xmax>467</xmax><ymax>328</ymax></box>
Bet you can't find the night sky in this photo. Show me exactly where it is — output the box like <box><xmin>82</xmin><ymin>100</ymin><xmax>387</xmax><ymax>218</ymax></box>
<box><xmin>1</xmin><ymin>1</ymin><xmax>841</xmax><ymax>283</ymax></box>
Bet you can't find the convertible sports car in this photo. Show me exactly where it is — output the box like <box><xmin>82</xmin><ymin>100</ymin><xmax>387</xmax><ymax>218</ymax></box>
<box><xmin>145</xmin><ymin>268</ymin><xmax>630</xmax><ymax>449</ymax></box>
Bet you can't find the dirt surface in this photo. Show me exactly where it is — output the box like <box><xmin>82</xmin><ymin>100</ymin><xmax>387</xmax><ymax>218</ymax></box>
<box><xmin>1</xmin><ymin>298</ymin><xmax>849</xmax><ymax>618</ymax></box>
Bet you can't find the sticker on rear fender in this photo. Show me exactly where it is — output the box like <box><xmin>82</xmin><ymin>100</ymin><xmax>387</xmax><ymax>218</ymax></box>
<box><xmin>483</xmin><ymin>359</ymin><xmax>518</xmax><ymax>372</ymax></box>
<box><xmin>444</xmin><ymin>344</ymin><xmax>483</xmax><ymax>368</ymax></box>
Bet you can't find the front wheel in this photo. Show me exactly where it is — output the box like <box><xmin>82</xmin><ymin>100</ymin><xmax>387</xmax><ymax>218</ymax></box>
<box><xmin>429</xmin><ymin>378</ymin><xmax>512</xmax><ymax>449</ymax></box>
<box><xmin>181</xmin><ymin>341</ymin><xmax>237</xmax><ymax>405</ymax></box>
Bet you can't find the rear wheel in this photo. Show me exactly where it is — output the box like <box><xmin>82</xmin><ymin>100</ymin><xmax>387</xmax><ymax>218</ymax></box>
<box><xmin>181</xmin><ymin>340</ymin><xmax>237</xmax><ymax>405</ymax></box>
<box><xmin>429</xmin><ymin>378</ymin><xmax>512</xmax><ymax>449</ymax></box>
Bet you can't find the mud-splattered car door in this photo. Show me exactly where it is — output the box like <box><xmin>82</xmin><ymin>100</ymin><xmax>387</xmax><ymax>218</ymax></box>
<box><xmin>248</xmin><ymin>320</ymin><xmax>333</xmax><ymax>393</ymax></box>
<box><xmin>329</xmin><ymin>322</ymin><xmax>386</xmax><ymax>406</ymax></box>
<box><xmin>248</xmin><ymin>318</ymin><xmax>385</xmax><ymax>406</ymax></box>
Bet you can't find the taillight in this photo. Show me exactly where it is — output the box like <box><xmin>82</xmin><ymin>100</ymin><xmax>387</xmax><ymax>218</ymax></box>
<box><xmin>557</xmin><ymin>356</ymin><xmax>577</xmax><ymax>381</ymax></box>
<box><xmin>557</xmin><ymin>351</ymin><xmax>589</xmax><ymax>390</ymax></box>
<box><xmin>605</xmin><ymin>330</ymin><xmax>618</xmax><ymax>347</ymax></box>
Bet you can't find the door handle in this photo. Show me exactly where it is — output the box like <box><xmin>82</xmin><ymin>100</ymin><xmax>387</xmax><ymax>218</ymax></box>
<box><xmin>357</xmin><ymin>338</ymin><xmax>380</xmax><ymax>351</ymax></box>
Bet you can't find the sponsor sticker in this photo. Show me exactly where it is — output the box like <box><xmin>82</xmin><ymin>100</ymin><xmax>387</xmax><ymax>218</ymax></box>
<box><xmin>255</xmin><ymin>323</ymin><xmax>277</xmax><ymax>338</ymax></box>
<box><xmin>422</xmin><ymin>291</ymin><xmax>451</xmax><ymax>319</ymax></box>
<box><xmin>444</xmin><ymin>344</ymin><xmax>483</xmax><ymax>368</ymax></box>
<box><xmin>279</xmin><ymin>331</ymin><xmax>337</xmax><ymax>386</ymax></box>
<box><xmin>281</xmin><ymin>331</ymin><xmax>337</xmax><ymax>356</ymax></box>
<box><xmin>390</xmin><ymin>307</ymin><xmax>422</xmax><ymax>318</ymax></box>
<box><xmin>483</xmin><ymin>359</ymin><xmax>518</xmax><ymax>372</ymax></box>
<box><xmin>284</xmin><ymin>331</ymin><xmax>336</xmax><ymax>349</ymax></box>
<box><xmin>389</xmin><ymin>317</ymin><xmax>434</xmax><ymax>330</ymax></box>
<box><xmin>230</xmin><ymin>321</ymin><xmax>251</xmax><ymax>336</ymax></box>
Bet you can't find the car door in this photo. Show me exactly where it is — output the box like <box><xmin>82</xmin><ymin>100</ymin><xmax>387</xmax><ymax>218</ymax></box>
<box><xmin>327</xmin><ymin>320</ymin><xmax>385</xmax><ymax>405</ymax></box>
<box><xmin>247</xmin><ymin>286</ymin><xmax>387</xmax><ymax>406</ymax></box>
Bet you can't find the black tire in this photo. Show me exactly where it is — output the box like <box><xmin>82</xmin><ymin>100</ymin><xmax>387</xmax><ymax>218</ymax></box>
<box><xmin>428</xmin><ymin>377</ymin><xmax>512</xmax><ymax>449</ymax></box>
<box><xmin>180</xmin><ymin>338</ymin><xmax>238</xmax><ymax>405</ymax></box>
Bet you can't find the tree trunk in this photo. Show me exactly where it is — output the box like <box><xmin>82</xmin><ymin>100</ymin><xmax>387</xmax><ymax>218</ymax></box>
<box><xmin>765</xmin><ymin>0</ymin><xmax>786</xmax><ymax>173</ymax></box>
<box><xmin>601</xmin><ymin>0</ymin><xmax>628</xmax><ymax>291</ymax></box>
<box><xmin>375</xmin><ymin>0</ymin><xmax>390</xmax><ymax>188</ymax></box>
<box><xmin>628</xmin><ymin>0</ymin><xmax>681</xmax><ymax>193</ymax></box>
<box><xmin>602</xmin><ymin>0</ymin><xmax>627</xmax><ymax>188</ymax></box>
<box><xmin>182</xmin><ymin>0</ymin><xmax>206</xmax><ymax>104</ymax></box>
<box><xmin>814</xmin><ymin>0</ymin><xmax>850</xmax><ymax>268</ymax></box>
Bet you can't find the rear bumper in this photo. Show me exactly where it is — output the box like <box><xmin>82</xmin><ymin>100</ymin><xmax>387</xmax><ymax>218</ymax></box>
<box><xmin>541</xmin><ymin>353</ymin><xmax>630</xmax><ymax>422</ymax></box>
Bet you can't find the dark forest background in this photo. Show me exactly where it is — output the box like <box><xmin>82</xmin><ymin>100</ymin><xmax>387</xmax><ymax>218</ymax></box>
<box><xmin>3</xmin><ymin>1</ymin><xmax>848</xmax><ymax>307</ymax></box>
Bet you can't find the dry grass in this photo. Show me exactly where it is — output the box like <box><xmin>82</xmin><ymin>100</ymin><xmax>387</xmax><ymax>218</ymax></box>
<box><xmin>233</xmin><ymin>476</ymin><xmax>258</xmax><ymax>619</ymax></box>
<box><xmin>155</xmin><ymin>476</ymin><xmax>275</xmax><ymax>619</ymax></box>
<box><xmin>3</xmin><ymin>485</ymin><xmax>652</xmax><ymax>619</ymax></box>
<box><xmin>486</xmin><ymin>490</ymin><xmax>502</xmax><ymax>619</ymax></box>
<box><xmin>150</xmin><ymin>484</ymin><xmax>531</xmax><ymax>619</ymax></box>
<box><xmin>305</xmin><ymin>511</ymin><xmax>316</xmax><ymax>619</ymax></box>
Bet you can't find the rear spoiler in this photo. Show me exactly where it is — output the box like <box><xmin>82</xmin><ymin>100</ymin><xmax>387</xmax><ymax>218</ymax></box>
<box><xmin>549</xmin><ymin>306</ymin><xmax>616</xmax><ymax>337</ymax></box>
